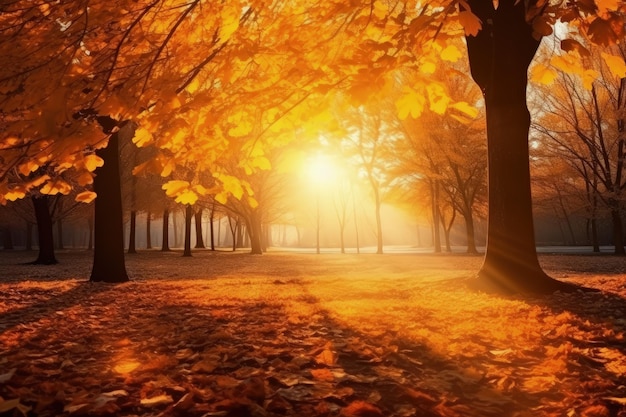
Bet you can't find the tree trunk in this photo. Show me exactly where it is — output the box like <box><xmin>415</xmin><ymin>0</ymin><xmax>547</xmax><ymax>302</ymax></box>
<box><xmin>609</xmin><ymin>203</ymin><xmax>625</xmax><ymax>255</ymax></box>
<box><xmin>183</xmin><ymin>205</ymin><xmax>193</xmax><ymax>257</ymax></box>
<box><xmin>128</xmin><ymin>210</ymin><xmax>137</xmax><ymax>254</ymax></box>
<box><xmin>373</xmin><ymin>186</ymin><xmax>383</xmax><ymax>254</ymax></box>
<box><xmin>91</xmin><ymin>126</ymin><xmax>129</xmax><ymax>283</ymax></box>
<box><xmin>146</xmin><ymin>211</ymin><xmax>152</xmax><ymax>249</ymax></box>
<box><xmin>236</xmin><ymin>220</ymin><xmax>245</xmax><ymax>248</ymax></box>
<box><xmin>31</xmin><ymin>195</ymin><xmax>57</xmax><ymax>264</ymax></box>
<box><xmin>209</xmin><ymin>206</ymin><xmax>215</xmax><ymax>251</ymax></box>
<box><xmin>464</xmin><ymin>0</ymin><xmax>570</xmax><ymax>293</ymax></box>
<box><xmin>464</xmin><ymin>209</ymin><xmax>478</xmax><ymax>254</ymax></box>
<box><xmin>248</xmin><ymin>210</ymin><xmax>263</xmax><ymax>255</ymax></box>
<box><xmin>431</xmin><ymin>180</ymin><xmax>442</xmax><ymax>253</ymax></box>
<box><xmin>161</xmin><ymin>209</ymin><xmax>170</xmax><ymax>251</ymax></box>
<box><xmin>194</xmin><ymin>208</ymin><xmax>205</xmax><ymax>248</ymax></box>
<box><xmin>351</xmin><ymin>184</ymin><xmax>360</xmax><ymax>254</ymax></box>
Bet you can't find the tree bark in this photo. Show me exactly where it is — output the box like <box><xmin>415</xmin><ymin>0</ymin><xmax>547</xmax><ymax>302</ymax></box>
<box><xmin>90</xmin><ymin>126</ymin><xmax>129</xmax><ymax>283</ymax></box>
<box><xmin>161</xmin><ymin>209</ymin><xmax>170</xmax><ymax>251</ymax></box>
<box><xmin>146</xmin><ymin>211</ymin><xmax>152</xmax><ymax>249</ymax></box>
<box><xmin>31</xmin><ymin>195</ymin><xmax>57</xmax><ymax>264</ymax></box>
<box><xmin>128</xmin><ymin>210</ymin><xmax>137</xmax><ymax>254</ymax></box>
<box><xmin>183</xmin><ymin>204</ymin><xmax>193</xmax><ymax>257</ymax></box>
<box><xmin>248</xmin><ymin>210</ymin><xmax>263</xmax><ymax>255</ymax></box>
<box><xmin>464</xmin><ymin>209</ymin><xmax>478</xmax><ymax>254</ymax></box>
<box><xmin>194</xmin><ymin>208</ymin><xmax>205</xmax><ymax>248</ymax></box>
<box><xmin>209</xmin><ymin>206</ymin><xmax>215</xmax><ymax>251</ymax></box>
<box><xmin>609</xmin><ymin>203</ymin><xmax>625</xmax><ymax>255</ymax></box>
<box><xmin>464</xmin><ymin>0</ymin><xmax>571</xmax><ymax>293</ymax></box>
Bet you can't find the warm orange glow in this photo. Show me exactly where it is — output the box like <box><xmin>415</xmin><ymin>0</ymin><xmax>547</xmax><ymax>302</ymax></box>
<box><xmin>305</xmin><ymin>153</ymin><xmax>339</xmax><ymax>186</ymax></box>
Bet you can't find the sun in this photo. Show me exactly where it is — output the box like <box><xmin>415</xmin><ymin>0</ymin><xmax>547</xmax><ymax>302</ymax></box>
<box><xmin>305</xmin><ymin>153</ymin><xmax>339</xmax><ymax>185</ymax></box>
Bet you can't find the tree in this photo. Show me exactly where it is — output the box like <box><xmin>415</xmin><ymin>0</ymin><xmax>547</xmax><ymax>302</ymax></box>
<box><xmin>532</xmin><ymin>43</ymin><xmax>626</xmax><ymax>254</ymax></box>
<box><xmin>462</xmin><ymin>0</ymin><xmax>568</xmax><ymax>293</ymax></box>
<box><xmin>90</xmin><ymin>121</ymin><xmax>132</xmax><ymax>283</ymax></box>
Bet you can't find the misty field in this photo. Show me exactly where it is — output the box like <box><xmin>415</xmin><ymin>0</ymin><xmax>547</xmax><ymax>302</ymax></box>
<box><xmin>1</xmin><ymin>250</ymin><xmax>625</xmax><ymax>417</ymax></box>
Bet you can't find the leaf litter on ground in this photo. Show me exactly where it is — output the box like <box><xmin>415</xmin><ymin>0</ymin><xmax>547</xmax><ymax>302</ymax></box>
<box><xmin>0</xmin><ymin>250</ymin><xmax>625</xmax><ymax>416</ymax></box>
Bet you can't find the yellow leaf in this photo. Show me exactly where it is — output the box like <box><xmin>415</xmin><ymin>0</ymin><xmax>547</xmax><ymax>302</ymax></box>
<box><xmin>84</xmin><ymin>154</ymin><xmax>104</xmax><ymax>172</ymax></box>
<box><xmin>193</xmin><ymin>184</ymin><xmax>209</xmax><ymax>195</ymax></box>
<box><xmin>252</xmin><ymin>156</ymin><xmax>271</xmax><ymax>171</ymax></box>
<box><xmin>228</xmin><ymin>120</ymin><xmax>253</xmax><ymax>137</ymax></box>
<box><xmin>220</xmin><ymin>6</ymin><xmax>240</xmax><ymax>42</ymax></box>
<box><xmin>247</xmin><ymin>196</ymin><xmax>258</xmax><ymax>209</ymax></box>
<box><xmin>551</xmin><ymin>52</ymin><xmax>582</xmax><ymax>75</ymax></box>
<box><xmin>427</xmin><ymin>83</ymin><xmax>450</xmax><ymax>115</ymax></box>
<box><xmin>420</xmin><ymin>61</ymin><xmax>436</xmax><ymax>74</ymax></box>
<box><xmin>601</xmin><ymin>52</ymin><xmax>626</xmax><ymax>78</ymax></box>
<box><xmin>175</xmin><ymin>190</ymin><xmax>198</xmax><ymax>205</ymax></box>
<box><xmin>582</xmin><ymin>69</ymin><xmax>598</xmax><ymax>91</ymax></box>
<box><xmin>458</xmin><ymin>10</ymin><xmax>482</xmax><ymax>37</ymax></box>
<box><xmin>162</xmin><ymin>180</ymin><xmax>190</xmax><ymax>197</ymax></box>
<box><xmin>41</xmin><ymin>179</ymin><xmax>72</xmax><ymax>195</ymax></box>
<box><xmin>395</xmin><ymin>86</ymin><xmax>425</xmax><ymax>120</ymax></box>
<box><xmin>450</xmin><ymin>101</ymin><xmax>479</xmax><ymax>119</ymax></box>
<box><xmin>372</xmin><ymin>0</ymin><xmax>388</xmax><ymax>19</ymax></box>
<box><xmin>6</xmin><ymin>188</ymin><xmax>26</xmax><ymax>201</ymax></box>
<box><xmin>215</xmin><ymin>191</ymin><xmax>228</xmax><ymax>204</ymax></box>
<box><xmin>185</xmin><ymin>78</ymin><xmax>201</xmax><ymax>94</ymax></box>
<box><xmin>161</xmin><ymin>160</ymin><xmax>176</xmax><ymax>177</ymax></box>
<box><xmin>441</xmin><ymin>45</ymin><xmax>462</xmax><ymax>62</ymax></box>
<box><xmin>215</xmin><ymin>173</ymin><xmax>244</xmax><ymax>199</ymax></box>
<box><xmin>18</xmin><ymin>161</ymin><xmax>39</xmax><ymax>177</ymax></box>
<box><xmin>530</xmin><ymin>63</ymin><xmax>558</xmax><ymax>85</ymax></box>
<box><xmin>75</xmin><ymin>191</ymin><xmax>97</xmax><ymax>203</ymax></box>
<box><xmin>76</xmin><ymin>171</ymin><xmax>94</xmax><ymax>186</ymax></box>
<box><xmin>133</xmin><ymin>127</ymin><xmax>153</xmax><ymax>147</ymax></box>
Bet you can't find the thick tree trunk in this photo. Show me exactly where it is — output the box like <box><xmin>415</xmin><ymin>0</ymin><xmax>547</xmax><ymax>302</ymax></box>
<box><xmin>90</xmin><ymin>127</ymin><xmax>129</xmax><ymax>283</ymax></box>
<box><xmin>194</xmin><ymin>208</ymin><xmax>205</xmax><ymax>248</ymax></box>
<box><xmin>464</xmin><ymin>0</ymin><xmax>571</xmax><ymax>293</ymax></box>
<box><xmin>128</xmin><ymin>210</ymin><xmax>137</xmax><ymax>254</ymax></box>
<box><xmin>31</xmin><ymin>195</ymin><xmax>57</xmax><ymax>264</ymax></box>
<box><xmin>183</xmin><ymin>205</ymin><xmax>193</xmax><ymax>257</ymax></box>
<box><xmin>161</xmin><ymin>209</ymin><xmax>170</xmax><ymax>251</ymax></box>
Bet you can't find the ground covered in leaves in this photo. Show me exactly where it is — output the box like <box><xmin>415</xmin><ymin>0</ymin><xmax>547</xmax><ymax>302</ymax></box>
<box><xmin>1</xmin><ymin>250</ymin><xmax>626</xmax><ymax>417</ymax></box>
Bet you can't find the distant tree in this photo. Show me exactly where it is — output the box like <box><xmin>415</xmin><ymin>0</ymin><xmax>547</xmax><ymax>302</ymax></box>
<box><xmin>532</xmin><ymin>43</ymin><xmax>626</xmax><ymax>254</ymax></box>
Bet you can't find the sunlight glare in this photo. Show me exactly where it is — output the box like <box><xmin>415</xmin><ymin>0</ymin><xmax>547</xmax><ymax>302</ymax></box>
<box><xmin>305</xmin><ymin>153</ymin><xmax>339</xmax><ymax>185</ymax></box>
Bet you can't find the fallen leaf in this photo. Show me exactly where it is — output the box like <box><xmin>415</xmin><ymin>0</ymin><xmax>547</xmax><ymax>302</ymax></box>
<box><xmin>140</xmin><ymin>394</ymin><xmax>174</xmax><ymax>407</ymax></box>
